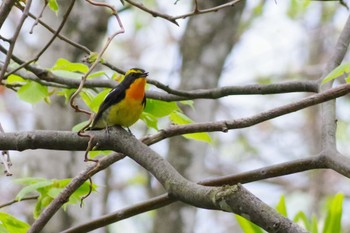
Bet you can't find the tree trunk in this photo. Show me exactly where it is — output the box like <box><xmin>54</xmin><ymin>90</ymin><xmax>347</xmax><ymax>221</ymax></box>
<box><xmin>153</xmin><ymin>1</ymin><xmax>246</xmax><ymax>233</ymax></box>
<box><xmin>23</xmin><ymin>1</ymin><xmax>109</xmax><ymax>232</ymax></box>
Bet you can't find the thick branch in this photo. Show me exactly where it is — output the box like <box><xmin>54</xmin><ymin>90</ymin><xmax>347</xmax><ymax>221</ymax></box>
<box><xmin>319</xmin><ymin>13</ymin><xmax>350</xmax><ymax>151</ymax></box>
<box><xmin>143</xmin><ymin>83</ymin><xmax>350</xmax><ymax>145</ymax></box>
<box><xmin>147</xmin><ymin>79</ymin><xmax>319</xmax><ymax>101</ymax></box>
<box><xmin>26</xmin><ymin>128</ymin><xmax>304</xmax><ymax>233</ymax></box>
<box><xmin>0</xmin><ymin>84</ymin><xmax>349</xmax><ymax>151</ymax></box>
<box><xmin>0</xmin><ymin>51</ymin><xmax>318</xmax><ymax>100</ymax></box>
<box><xmin>63</xmin><ymin>155</ymin><xmax>326</xmax><ymax>233</ymax></box>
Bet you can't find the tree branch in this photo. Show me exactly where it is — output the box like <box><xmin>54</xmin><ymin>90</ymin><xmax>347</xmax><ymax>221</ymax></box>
<box><xmin>0</xmin><ymin>0</ymin><xmax>16</xmax><ymax>29</ymax></box>
<box><xmin>319</xmin><ymin>13</ymin><xmax>350</xmax><ymax>152</ymax></box>
<box><xmin>4</xmin><ymin>0</ymin><xmax>76</xmax><ymax>79</ymax></box>
<box><xmin>147</xmin><ymin>79</ymin><xmax>319</xmax><ymax>101</ymax></box>
<box><xmin>0</xmin><ymin>0</ymin><xmax>32</xmax><ymax>81</ymax></box>
<box><xmin>63</xmin><ymin>155</ymin><xmax>326</xmax><ymax>233</ymax></box>
<box><xmin>142</xmin><ymin>83</ymin><xmax>350</xmax><ymax>145</ymax></box>
<box><xmin>0</xmin><ymin>84</ymin><xmax>349</xmax><ymax>152</ymax></box>
<box><xmin>123</xmin><ymin>0</ymin><xmax>245</xmax><ymax>25</ymax></box>
<box><xmin>25</xmin><ymin>127</ymin><xmax>305</xmax><ymax>233</ymax></box>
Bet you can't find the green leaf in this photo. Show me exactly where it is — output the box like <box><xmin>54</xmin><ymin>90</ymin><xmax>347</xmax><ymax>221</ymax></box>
<box><xmin>311</xmin><ymin>215</ymin><xmax>319</xmax><ymax>233</ymax></box>
<box><xmin>80</xmin><ymin>89</ymin><xmax>96</xmax><ymax>109</ymax></box>
<box><xmin>179</xmin><ymin>100</ymin><xmax>194</xmax><ymax>109</ymax></box>
<box><xmin>72</xmin><ymin>120</ymin><xmax>90</xmax><ymax>132</ymax></box>
<box><xmin>48</xmin><ymin>0</ymin><xmax>59</xmax><ymax>13</ymax></box>
<box><xmin>169</xmin><ymin>111</ymin><xmax>212</xmax><ymax>143</ymax></box>
<box><xmin>57</xmin><ymin>88</ymin><xmax>76</xmax><ymax>103</ymax></box>
<box><xmin>0</xmin><ymin>212</ymin><xmax>30</xmax><ymax>233</ymax></box>
<box><xmin>140</xmin><ymin>112</ymin><xmax>159</xmax><ymax>130</ymax></box>
<box><xmin>86</xmin><ymin>52</ymin><xmax>99</xmax><ymax>64</ymax></box>
<box><xmin>16</xmin><ymin>177</ymin><xmax>97</xmax><ymax>218</ymax></box>
<box><xmin>88</xmin><ymin>150</ymin><xmax>113</xmax><ymax>158</ymax></box>
<box><xmin>17</xmin><ymin>81</ymin><xmax>48</xmax><ymax>104</ymax></box>
<box><xmin>322</xmin><ymin>193</ymin><xmax>343</xmax><ymax>233</ymax></box>
<box><xmin>6</xmin><ymin>74</ymin><xmax>25</xmax><ymax>84</ymax></box>
<box><xmin>235</xmin><ymin>214</ymin><xmax>264</xmax><ymax>233</ymax></box>
<box><xmin>293</xmin><ymin>211</ymin><xmax>312</xmax><ymax>231</ymax></box>
<box><xmin>287</xmin><ymin>0</ymin><xmax>311</xmax><ymax>18</ymax></box>
<box><xmin>15</xmin><ymin>177</ymin><xmax>47</xmax><ymax>185</ymax></box>
<box><xmin>15</xmin><ymin>180</ymin><xmax>53</xmax><ymax>201</ymax></box>
<box><xmin>169</xmin><ymin>111</ymin><xmax>192</xmax><ymax>124</ymax></box>
<box><xmin>144</xmin><ymin>99</ymin><xmax>179</xmax><ymax>118</ymax></box>
<box><xmin>89</xmin><ymin>89</ymin><xmax>110</xmax><ymax>113</ymax></box>
<box><xmin>51</xmin><ymin>58</ymin><xmax>88</xmax><ymax>73</ymax></box>
<box><xmin>51</xmin><ymin>70</ymin><xmax>84</xmax><ymax>79</ymax></box>
<box><xmin>322</xmin><ymin>62</ymin><xmax>350</xmax><ymax>84</ymax></box>
<box><xmin>88</xmin><ymin>71</ymin><xmax>106</xmax><ymax>79</ymax></box>
<box><xmin>183</xmin><ymin>131</ymin><xmax>212</xmax><ymax>142</ymax></box>
<box><xmin>127</xmin><ymin>173</ymin><xmax>148</xmax><ymax>185</ymax></box>
<box><xmin>276</xmin><ymin>195</ymin><xmax>288</xmax><ymax>217</ymax></box>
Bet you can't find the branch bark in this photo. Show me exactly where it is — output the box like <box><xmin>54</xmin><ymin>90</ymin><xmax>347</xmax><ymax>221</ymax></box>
<box><xmin>0</xmin><ymin>83</ymin><xmax>349</xmax><ymax>152</ymax></box>
<box><xmin>23</xmin><ymin>127</ymin><xmax>306</xmax><ymax>233</ymax></box>
<box><xmin>0</xmin><ymin>0</ymin><xmax>16</xmax><ymax>29</ymax></box>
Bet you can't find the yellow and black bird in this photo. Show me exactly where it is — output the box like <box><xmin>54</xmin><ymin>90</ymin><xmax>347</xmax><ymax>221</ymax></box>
<box><xmin>89</xmin><ymin>68</ymin><xmax>148</xmax><ymax>130</ymax></box>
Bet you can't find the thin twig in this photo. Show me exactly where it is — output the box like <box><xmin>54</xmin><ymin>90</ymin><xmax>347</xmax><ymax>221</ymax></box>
<box><xmin>123</xmin><ymin>0</ymin><xmax>179</xmax><ymax>25</ymax></box>
<box><xmin>69</xmin><ymin>0</ymin><xmax>124</xmax><ymax>116</ymax></box>
<box><xmin>4</xmin><ymin>0</ymin><xmax>76</xmax><ymax>79</ymax></box>
<box><xmin>0</xmin><ymin>195</ymin><xmax>39</xmax><ymax>209</ymax></box>
<box><xmin>173</xmin><ymin>0</ymin><xmax>243</xmax><ymax>20</ymax></box>
<box><xmin>14</xmin><ymin>4</ymin><xmax>91</xmax><ymax>54</ymax></box>
<box><xmin>0</xmin><ymin>0</ymin><xmax>33</xmax><ymax>82</ymax></box>
<box><xmin>29</xmin><ymin>0</ymin><xmax>48</xmax><ymax>34</ymax></box>
<box><xmin>124</xmin><ymin>0</ymin><xmax>244</xmax><ymax>25</ymax></box>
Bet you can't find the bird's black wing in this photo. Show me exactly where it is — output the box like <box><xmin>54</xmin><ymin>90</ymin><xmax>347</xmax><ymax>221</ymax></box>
<box><xmin>90</xmin><ymin>84</ymin><xmax>126</xmax><ymax>129</ymax></box>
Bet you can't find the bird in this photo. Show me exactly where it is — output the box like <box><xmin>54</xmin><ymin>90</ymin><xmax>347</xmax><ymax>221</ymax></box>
<box><xmin>89</xmin><ymin>68</ymin><xmax>148</xmax><ymax>130</ymax></box>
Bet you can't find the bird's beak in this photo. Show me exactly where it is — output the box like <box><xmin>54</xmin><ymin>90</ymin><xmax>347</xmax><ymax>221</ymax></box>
<box><xmin>142</xmin><ymin>72</ymin><xmax>149</xmax><ymax>77</ymax></box>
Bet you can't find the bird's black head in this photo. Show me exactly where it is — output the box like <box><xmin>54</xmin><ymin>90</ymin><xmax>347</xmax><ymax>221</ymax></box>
<box><xmin>125</xmin><ymin>68</ymin><xmax>148</xmax><ymax>80</ymax></box>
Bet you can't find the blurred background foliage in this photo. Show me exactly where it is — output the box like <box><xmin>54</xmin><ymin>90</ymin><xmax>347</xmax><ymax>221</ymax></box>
<box><xmin>1</xmin><ymin>0</ymin><xmax>350</xmax><ymax>232</ymax></box>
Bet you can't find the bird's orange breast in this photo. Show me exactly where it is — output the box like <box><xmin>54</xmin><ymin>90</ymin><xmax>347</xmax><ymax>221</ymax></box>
<box><xmin>126</xmin><ymin>78</ymin><xmax>146</xmax><ymax>100</ymax></box>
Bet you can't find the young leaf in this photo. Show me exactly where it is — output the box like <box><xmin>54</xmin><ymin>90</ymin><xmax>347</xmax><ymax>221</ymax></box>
<box><xmin>48</xmin><ymin>0</ymin><xmax>59</xmax><ymax>13</ymax></box>
<box><xmin>51</xmin><ymin>58</ymin><xmax>88</xmax><ymax>73</ymax></box>
<box><xmin>88</xmin><ymin>150</ymin><xmax>113</xmax><ymax>158</ymax></box>
<box><xmin>17</xmin><ymin>81</ymin><xmax>48</xmax><ymax>104</ymax></box>
<box><xmin>322</xmin><ymin>193</ymin><xmax>344</xmax><ymax>233</ymax></box>
<box><xmin>293</xmin><ymin>211</ymin><xmax>312</xmax><ymax>231</ymax></box>
<box><xmin>140</xmin><ymin>112</ymin><xmax>159</xmax><ymax>130</ymax></box>
<box><xmin>6</xmin><ymin>74</ymin><xmax>25</xmax><ymax>84</ymax></box>
<box><xmin>179</xmin><ymin>100</ymin><xmax>194</xmax><ymax>109</ymax></box>
<box><xmin>322</xmin><ymin>62</ymin><xmax>350</xmax><ymax>84</ymax></box>
<box><xmin>169</xmin><ymin>111</ymin><xmax>212</xmax><ymax>143</ymax></box>
<box><xmin>89</xmin><ymin>89</ymin><xmax>110</xmax><ymax>113</ymax></box>
<box><xmin>72</xmin><ymin>120</ymin><xmax>90</xmax><ymax>132</ymax></box>
<box><xmin>34</xmin><ymin>196</ymin><xmax>53</xmax><ymax>219</ymax></box>
<box><xmin>51</xmin><ymin>70</ymin><xmax>83</xmax><ymax>79</ymax></box>
<box><xmin>276</xmin><ymin>195</ymin><xmax>288</xmax><ymax>217</ymax></box>
<box><xmin>57</xmin><ymin>88</ymin><xmax>77</xmax><ymax>103</ymax></box>
<box><xmin>15</xmin><ymin>180</ymin><xmax>53</xmax><ymax>201</ymax></box>
<box><xmin>16</xmin><ymin>178</ymin><xmax>97</xmax><ymax>218</ymax></box>
<box><xmin>311</xmin><ymin>215</ymin><xmax>319</xmax><ymax>233</ymax></box>
<box><xmin>80</xmin><ymin>89</ymin><xmax>96</xmax><ymax>109</ymax></box>
<box><xmin>144</xmin><ymin>99</ymin><xmax>179</xmax><ymax>118</ymax></box>
<box><xmin>235</xmin><ymin>214</ymin><xmax>264</xmax><ymax>233</ymax></box>
<box><xmin>183</xmin><ymin>131</ymin><xmax>212</xmax><ymax>143</ymax></box>
<box><xmin>0</xmin><ymin>212</ymin><xmax>30</xmax><ymax>233</ymax></box>
<box><xmin>88</xmin><ymin>71</ymin><xmax>106</xmax><ymax>79</ymax></box>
